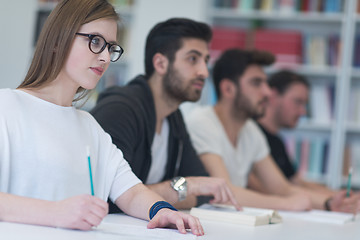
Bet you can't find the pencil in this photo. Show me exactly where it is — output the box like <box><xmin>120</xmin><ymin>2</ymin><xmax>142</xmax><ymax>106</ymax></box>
<box><xmin>346</xmin><ymin>167</ymin><xmax>352</xmax><ymax>198</ymax></box>
<box><xmin>87</xmin><ymin>146</ymin><xmax>95</xmax><ymax>196</ymax></box>
<box><xmin>346</xmin><ymin>167</ymin><xmax>357</xmax><ymax>221</ymax></box>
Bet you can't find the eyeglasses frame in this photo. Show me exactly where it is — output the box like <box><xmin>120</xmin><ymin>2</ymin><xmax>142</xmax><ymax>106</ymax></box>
<box><xmin>75</xmin><ymin>33</ymin><xmax>124</xmax><ymax>62</ymax></box>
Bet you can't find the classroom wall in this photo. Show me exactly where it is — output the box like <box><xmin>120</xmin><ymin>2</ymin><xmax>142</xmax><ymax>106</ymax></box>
<box><xmin>0</xmin><ymin>0</ymin><xmax>37</xmax><ymax>89</ymax></box>
<box><xmin>0</xmin><ymin>0</ymin><xmax>207</xmax><ymax>89</ymax></box>
<box><xmin>127</xmin><ymin>0</ymin><xmax>207</xmax><ymax>79</ymax></box>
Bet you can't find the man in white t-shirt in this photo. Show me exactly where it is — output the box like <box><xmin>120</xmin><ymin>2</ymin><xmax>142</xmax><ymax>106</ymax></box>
<box><xmin>186</xmin><ymin>49</ymin><xmax>359</xmax><ymax>212</ymax></box>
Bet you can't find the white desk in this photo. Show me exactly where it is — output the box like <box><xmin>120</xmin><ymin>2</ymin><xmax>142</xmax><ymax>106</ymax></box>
<box><xmin>1</xmin><ymin>213</ymin><xmax>359</xmax><ymax>240</ymax></box>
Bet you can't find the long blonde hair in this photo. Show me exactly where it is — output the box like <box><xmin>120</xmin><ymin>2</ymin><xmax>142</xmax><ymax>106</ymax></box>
<box><xmin>18</xmin><ymin>0</ymin><xmax>119</xmax><ymax>97</ymax></box>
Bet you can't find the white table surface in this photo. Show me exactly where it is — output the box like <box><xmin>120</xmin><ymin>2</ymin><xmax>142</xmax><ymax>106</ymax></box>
<box><xmin>1</xmin><ymin>213</ymin><xmax>359</xmax><ymax>240</ymax></box>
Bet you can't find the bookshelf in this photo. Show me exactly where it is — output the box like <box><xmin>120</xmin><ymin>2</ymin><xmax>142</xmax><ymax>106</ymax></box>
<box><xmin>209</xmin><ymin>8</ymin><xmax>344</xmax><ymax>22</ymax></box>
<box><xmin>346</xmin><ymin>0</ymin><xmax>360</xmax><ymax>189</ymax></box>
<box><xmin>206</xmin><ymin>0</ymin><xmax>360</xmax><ymax>189</ymax></box>
<box><xmin>35</xmin><ymin>0</ymin><xmax>135</xmax><ymax>110</ymax></box>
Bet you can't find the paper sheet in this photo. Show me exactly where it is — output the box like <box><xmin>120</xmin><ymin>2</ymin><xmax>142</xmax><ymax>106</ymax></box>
<box><xmin>278</xmin><ymin>210</ymin><xmax>358</xmax><ymax>224</ymax></box>
<box><xmin>95</xmin><ymin>222</ymin><xmax>197</xmax><ymax>240</ymax></box>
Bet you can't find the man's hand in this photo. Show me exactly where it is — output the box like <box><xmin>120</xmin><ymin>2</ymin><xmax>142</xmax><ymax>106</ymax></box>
<box><xmin>329</xmin><ymin>190</ymin><xmax>360</xmax><ymax>213</ymax></box>
<box><xmin>186</xmin><ymin>177</ymin><xmax>241</xmax><ymax>210</ymax></box>
<box><xmin>147</xmin><ymin>208</ymin><xmax>204</xmax><ymax>236</ymax></box>
<box><xmin>52</xmin><ymin>195</ymin><xmax>108</xmax><ymax>230</ymax></box>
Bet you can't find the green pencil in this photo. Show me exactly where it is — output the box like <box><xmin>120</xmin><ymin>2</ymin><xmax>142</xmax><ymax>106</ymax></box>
<box><xmin>87</xmin><ymin>146</ymin><xmax>94</xmax><ymax>196</ymax></box>
<box><xmin>346</xmin><ymin>167</ymin><xmax>352</xmax><ymax>198</ymax></box>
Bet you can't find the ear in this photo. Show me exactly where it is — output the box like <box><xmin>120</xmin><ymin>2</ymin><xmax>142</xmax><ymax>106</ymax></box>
<box><xmin>268</xmin><ymin>88</ymin><xmax>281</xmax><ymax>104</ymax></box>
<box><xmin>269</xmin><ymin>88</ymin><xmax>280</xmax><ymax>99</ymax></box>
<box><xmin>153</xmin><ymin>53</ymin><xmax>169</xmax><ymax>75</ymax></box>
<box><xmin>219</xmin><ymin>79</ymin><xmax>237</xmax><ymax>99</ymax></box>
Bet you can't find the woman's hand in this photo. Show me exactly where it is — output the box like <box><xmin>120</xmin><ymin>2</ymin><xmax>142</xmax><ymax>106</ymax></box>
<box><xmin>147</xmin><ymin>208</ymin><xmax>204</xmax><ymax>236</ymax></box>
<box><xmin>53</xmin><ymin>195</ymin><xmax>108</xmax><ymax>230</ymax></box>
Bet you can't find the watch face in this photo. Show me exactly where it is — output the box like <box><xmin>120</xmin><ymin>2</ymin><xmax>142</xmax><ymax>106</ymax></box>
<box><xmin>171</xmin><ymin>177</ymin><xmax>187</xmax><ymax>202</ymax></box>
<box><xmin>172</xmin><ymin>177</ymin><xmax>186</xmax><ymax>190</ymax></box>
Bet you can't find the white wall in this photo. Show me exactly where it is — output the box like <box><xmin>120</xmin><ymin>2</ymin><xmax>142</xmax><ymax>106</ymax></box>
<box><xmin>0</xmin><ymin>0</ymin><xmax>207</xmax><ymax>88</ymax></box>
<box><xmin>0</xmin><ymin>0</ymin><xmax>37</xmax><ymax>89</ymax></box>
<box><xmin>127</xmin><ymin>0</ymin><xmax>208</xmax><ymax>80</ymax></box>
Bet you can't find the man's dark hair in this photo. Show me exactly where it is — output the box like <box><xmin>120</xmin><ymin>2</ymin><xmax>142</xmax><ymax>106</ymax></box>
<box><xmin>213</xmin><ymin>48</ymin><xmax>275</xmax><ymax>99</ymax></box>
<box><xmin>268</xmin><ymin>70</ymin><xmax>309</xmax><ymax>95</ymax></box>
<box><xmin>144</xmin><ymin>18</ymin><xmax>212</xmax><ymax>78</ymax></box>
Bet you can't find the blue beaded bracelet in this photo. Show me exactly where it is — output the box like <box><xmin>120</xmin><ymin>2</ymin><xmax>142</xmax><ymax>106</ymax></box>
<box><xmin>149</xmin><ymin>201</ymin><xmax>178</xmax><ymax>220</ymax></box>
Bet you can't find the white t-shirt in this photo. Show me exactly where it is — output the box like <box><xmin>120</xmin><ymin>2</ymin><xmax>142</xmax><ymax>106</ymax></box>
<box><xmin>0</xmin><ymin>89</ymin><xmax>141</xmax><ymax>203</ymax></box>
<box><xmin>185</xmin><ymin>106</ymin><xmax>269</xmax><ymax>187</ymax></box>
<box><xmin>147</xmin><ymin>119</ymin><xmax>169</xmax><ymax>184</ymax></box>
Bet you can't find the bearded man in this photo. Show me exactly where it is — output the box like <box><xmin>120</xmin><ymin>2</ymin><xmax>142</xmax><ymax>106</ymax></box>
<box><xmin>91</xmin><ymin>18</ymin><xmax>239</xmax><ymax>213</ymax></box>
<box><xmin>185</xmin><ymin>49</ymin><xmax>359</xmax><ymax>213</ymax></box>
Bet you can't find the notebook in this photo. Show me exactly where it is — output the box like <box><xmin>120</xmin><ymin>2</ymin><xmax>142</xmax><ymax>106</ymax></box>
<box><xmin>278</xmin><ymin>209</ymin><xmax>358</xmax><ymax>224</ymax></box>
<box><xmin>190</xmin><ymin>203</ymin><xmax>282</xmax><ymax>226</ymax></box>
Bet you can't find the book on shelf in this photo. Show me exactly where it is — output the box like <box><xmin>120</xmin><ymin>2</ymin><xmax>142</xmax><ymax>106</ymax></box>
<box><xmin>279</xmin><ymin>209</ymin><xmax>358</xmax><ymax>224</ymax></box>
<box><xmin>304</xmin><ymin>35</ymin><xmax>327</xmax><ymax>67</ymax></box>
<box><xmin>210</xmin><ymin>27</ymin><xmax>247</xmax><ymax>63</ymax></box>
<box><xmin>353</xmin><ymin>34</ymin><xmax>360</xmax><ymax>68</ymax></box>
<box><xmin>298</xmin><ymin>138</ymin><xmax>310</xmax><ymax>175</ymax></box>
<box><xmin>300</xmin><ymin>0</ymin><xmax>310</xmax><ymax>12</ymax></box>
<box><xmin>347</xmin><ymin>86</ymin><xmax>360</xmax><ymax>123</ymax></box>
<box><xmin>210</xmin><ymin>25</ymin><xmax>340</xmax><ymax>69</ymax></box>
<box><xmin>302</xmin><ymin>33</ymin><xmax>340</xmax><ymax>68</ymax></box>
<box><xmin>309</xmin><ymin>0</ymin><xmax>324</xmax><ymax>12</ymax></box>
<box><xmin>190</xmin><ymin>204</ymin><xmax>282</xmax><ymax>226</ymax></box>
<box><xmin>309</xmin><ymin>84</ymin><xmax>334</xmax><ymax>124</ymax></box>
<box><xmin>213</xmin><ymin>0</ymin><xmax>236</xmax><ymax>8</ymax></box>
<box><xmin>260</xmin><ymin>0</ymin><xmax>275</xmax><ymax>12</ymax></box>
<box><xmin>344</xmin><ymin>141</ymin><xmax>360</xmax><ymax>182</ymax></box>
<box><xmin>278</xmin><ymin>0</ymin><xmax>298</xmax><ymax>14</ymax></box>
<box><xmin>212</xmin><ymin>0</ymin><xmax>342</xmax><ymax>13</ymax></box>
<box><xmin>283</xmin><ymin>135</ymin><xmax>329</xmax><ymax>178</ymax></box>
<box><xmin>323</xmin><ymin>0</ymin><xmax>342</xmax><ymax>13</ymax></box>
<box><xmin>308</xmin><ymin>138</ymin><xmax>327</xmax><ymax>175</ymax></box>
<box><xmin>211</xmin><ymin>27</ymin><xmax>247</xmax><ymax>50</ymax></box>
<box><xmin>250</xmin><ymin>29</ymin><xmax>303</xmax><ymax>67</ymax></box>
<box><xmin>239</xmin><ymin>0</ymin><xmax>256</xmax><ymax>12</ymax></box>
<box><xmin>327</xmin><ymin>34</ymin><xmax>341</xmax><ymax>67</ymax></box>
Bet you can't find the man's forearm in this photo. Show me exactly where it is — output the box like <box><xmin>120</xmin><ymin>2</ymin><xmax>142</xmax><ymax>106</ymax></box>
<box><xmin>291</xmin><ymin>185</ymin><xmax>331</xmax><ymax>210</ymax></box>
<box><xmin>146</xmin><ymin>181</ymin><xmax>197</xmax><ymax>208</ymax></box>
<box><xmin>294</xmin><ymin>177</ymin><xmax>336</xmax><ymax>195</ymax></box>
<box><xmin>231</xmin><ymin>184</ymin><xmax>311</xmax><ymax>211</ymax></box>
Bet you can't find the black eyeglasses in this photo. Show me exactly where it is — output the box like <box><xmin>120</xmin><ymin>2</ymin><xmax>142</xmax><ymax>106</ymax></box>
<box><xmin>76</xmin><ymin>33</ymin><xmax>124</xmax><ymax>62</ymax></box>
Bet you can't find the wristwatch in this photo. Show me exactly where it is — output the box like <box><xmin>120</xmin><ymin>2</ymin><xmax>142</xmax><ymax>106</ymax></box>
<box><xmin>324</xmin><ymin>197</ymin><xmax>332</xmax><ymax>211</ymax></box>
<box><xmin>170</xmin><ymin>176</ymin><xmax>187</xmax><ymax>202</ymax></box>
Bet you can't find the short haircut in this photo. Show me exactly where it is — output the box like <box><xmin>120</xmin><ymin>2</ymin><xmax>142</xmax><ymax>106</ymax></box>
<box><xmin>213</xmin><ymin>48</ymin><xmax>275</xmax><ymax>99</ymax></box>
<box><xmin>144</xmin><ymin>18</ymin><xmax>212</xmax><ymax>78</ymax></box>
<box><xmin>268</xmin><ymin>70</ymin><xmax>309</xmax><ymax>95</ymax></box>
